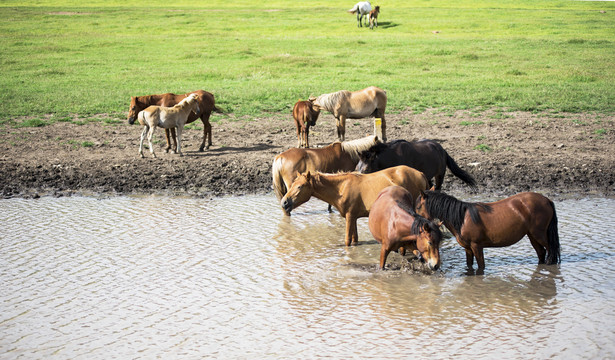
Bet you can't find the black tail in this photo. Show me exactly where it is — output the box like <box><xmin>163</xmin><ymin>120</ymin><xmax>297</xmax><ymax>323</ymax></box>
<box><xmin>546</xmin><ymin>200</ymin><xmax>561</xmax><ymax>265</ymax></box>
<box><xmin>445</xmin><ymin>152</ymin><xmax>477</xmax><ymax>188</ymax></box>
<box><xmin>213</xmin><ymin>105</ymin><xmax>225</xmax><ymax>114</ymax></box>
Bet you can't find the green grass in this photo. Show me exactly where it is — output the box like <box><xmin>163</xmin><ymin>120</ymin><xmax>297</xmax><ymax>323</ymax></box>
<box><xmin>0</xmin><ymin>0</ymin><xmax>614</xmax><ymax>121</ymax></box>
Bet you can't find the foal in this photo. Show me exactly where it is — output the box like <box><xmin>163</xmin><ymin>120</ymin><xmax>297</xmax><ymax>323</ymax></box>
<box><xmin>292</xmin><ymin>99</ymin><xmax>320</xmax><ymax>148</ymax></box>
<box><xmin>368</xmin><ymin>6</ymin><xmax>380</xmax><ymax>29</ymax></box>
<box><xmin>137</xmin><ymin>93</ymin><xmax>200</xmax><ymax>158</ymax></box>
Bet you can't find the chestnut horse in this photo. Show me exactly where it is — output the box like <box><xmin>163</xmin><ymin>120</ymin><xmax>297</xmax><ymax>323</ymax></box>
<box><xmin>415</xmin><ymin>190</ymin><xmax>561</xmax><ymax>272</ymax></box>
<box><xmin>356</xmin><ymin>139</ymin><xmax>477</xmax><ymax>190</ymax></box>
<box><xmin>368</xmin><ymin>5</ymin><xmax>380</xmax><ymax>30</ymax></box>
<box><xmin>137</xmin><ymin>94</ymin><xmax>200</xmax><ymax>158</ymax></box>
<box><xmin>292</xmin><ymin>99</ymin><xmax>321</xmax><ymax>148</ymax></box>
<box><xmin>272</xmin><ymin>135</ymin><xmax>380</xmax><ymax>206</ymax></box>
<box><xmin>281</xmin><ymin>165</ymin><xmax>429</xmax><ymax>246</ymax></box>
<box><xmin>369</xmin><ymin>186</ymin><xmax>442</xmax><ymax>270</ymax></box>
<box><xmin>348</xmin><ymin>1</ymin><xmax>372</xmax><ymax>27</ymax></box>
<box><xmin>127</xmin><ymin>90</ymin><xmax>220</xmax><ymax>152</ymax></box>
<box><xmin>312</xmin><ymin>86</ymin><xmax>387</xmax><ymax>142</ymax></box>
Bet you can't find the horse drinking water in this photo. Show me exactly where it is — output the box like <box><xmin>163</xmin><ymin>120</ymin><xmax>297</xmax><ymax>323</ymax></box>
<box><xmin>136</xmin><ymin>94</ymin><xmax>200</xmax><ymax>158</ymax></box>
<box><xmin>415</xmin><ymin>190</ymin><xmax>561</xmax><ymax>272</ymax></box>
<box><xmin>281</xmin><ymin>165</ymin><xmax>429</xmax><ymax>246</ymax></box>
<box><xmin>312</xmin><ymin>86</ymin><xmax>387</xmax><ymax>142</ymax></box>
<box><xmin>369</xmin><ymin>186</ymin><xmax>442</xmax><ymax>270</ymax></box>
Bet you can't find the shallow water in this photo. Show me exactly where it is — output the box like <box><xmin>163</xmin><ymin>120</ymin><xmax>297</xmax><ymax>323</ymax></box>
<box><xmin>1</xmin><ymin>194</ymin><xmax>614</xmax><ymax>359</ymax></box>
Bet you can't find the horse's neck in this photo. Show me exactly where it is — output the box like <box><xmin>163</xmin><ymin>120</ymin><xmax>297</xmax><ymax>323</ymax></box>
<box><xmin>312</xmin><ymin>174</ymin><xmax>345</xmax><ymax>211</ymax></box>
<box><xmin>139</xmin><ymin>94</ymin><xmax>163</xmax><ymax>106</ymax></box>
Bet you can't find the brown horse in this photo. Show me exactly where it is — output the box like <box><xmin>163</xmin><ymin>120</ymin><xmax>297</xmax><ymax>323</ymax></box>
<box><xmin>272</xmin><ymin>135</ymin><xmax>380</xmax><ymax>206</ymax></box>
<box><xmin>292</xmin><ymin>99</ymin><xmax>320</xmax><ymax>148</ymax></box>
<box><xmin>369</xmin><ymin>186</ymin><xmax>442</xmax><ymax>270</ymax></box>
<box><xmin>368</xmin><ymin>5</ymin><xmax>380</xmax><ymax>29</ymax></box>
<box><xmin>312</xmin><ymin>86</ymin><xmax>387</xmax><ymax>142</ymax></box>
<box><xmin>127</xmin><ymin>90</ymin><xmax>221</xmax><ymax>152</ymax></box>
<box><xmin>281</xmin><ymin>165</ymin><xmax>429</xmax><ymax>246</ymax></box>
<box><xmin>356</xmin><ymin>139</ymin><xmax>477</xmax><ymax>190</ymax></box>
<box><xmin>415</xmin><ymin>190</ymin><xmax>560</xmax><ymax>272</ymax></box>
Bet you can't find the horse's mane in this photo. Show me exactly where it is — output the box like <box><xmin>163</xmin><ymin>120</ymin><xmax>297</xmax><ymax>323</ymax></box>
<box><xmin>175</xmin><ymin>94</ymin><xmax>198</xmax><ymax>109</ymax></box>
<box><xmin>341</xmin><ymin>135</ymin><xmax>381</xmax><ymax>162</ymax></box>
<box><xmin>316</xmin><ymin>90</ymin><xmax>351</xmax><ymax>112</ymax></box>
<box><xmin>395</xmin><ymin>199</ymin><xmax>443</xmax><ymax>240</ymax></box>
<box><xmin>358</xmin><ymin>140</ymin><xmax>406</xmax><ymax>161</ymax></box>
<box><xmin>421</xmin><ymin>191</ymin><xmax>492</xmax><ymax>234</ymax></box>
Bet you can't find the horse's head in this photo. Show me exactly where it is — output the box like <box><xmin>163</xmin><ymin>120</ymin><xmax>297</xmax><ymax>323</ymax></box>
<box><xmin>413</xmin><ymin>219</ymin><xmax>442</xmax><ymax>271</ymax></box>
<box><xmin>355</xmin><ymin>143</ymin><xmax>384</xmax><ymax>173</ymax></box>
<box><xmin>414</xmin><ymin>187</ymin><xmax>436</xmax><ymax>219</ymax></box>
<box><xmin>309</xmin><ymin>95</ymin><xmax>323</xmax><ymax>113</ymax></box>
<box><xmin>280</xmin><ymin>171</ymin><xmax>315</xmax><ymax>215</ymax></box>
<box><xmin>127</xmin><ymin>96</ymin><xmax>147</xmax><ymax>125</ymax></box>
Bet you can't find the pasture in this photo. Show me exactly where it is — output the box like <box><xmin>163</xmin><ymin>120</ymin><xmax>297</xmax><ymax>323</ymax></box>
<box><xmin>0</xmin><ymin>0</ymin><xmax>614</xmax><ymax>124</ymax></box>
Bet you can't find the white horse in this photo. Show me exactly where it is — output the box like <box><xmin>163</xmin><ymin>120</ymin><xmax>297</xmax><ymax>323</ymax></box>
<box><xmin>137</xmin><ymin>93</ymin><xmax>200</xmax><ymax>158</ymax></box>
<box><xmin>348</xmin><ymin>1</ymin><xmax>372</xmax><ymax>27</ymax></box>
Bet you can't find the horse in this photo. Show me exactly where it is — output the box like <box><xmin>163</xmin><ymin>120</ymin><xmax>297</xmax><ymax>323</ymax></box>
<box><xmin>414</xmin><ymin>190</ymin><xmax>561</xmax><ymax>272</ymax></box>
<box><xmin>272</xmin><ymin>135</ymin><xmax>380</xmax><ymax>211</ymax></box>
<box><xmin>137</xmin><ymin>94</ymin><xmax>200</xmax><ymax>158</ymax></box>
<box><xmin>127</xmin><ymin>90</ymin><xmax>220</xmax><ymax>152</ymax></box>
<box><xmin>369</xmin><ymin>186</ymin><xmax>442</xmax><ymax>270</ymax></box>
<box><xmin>368</xmin><ymin>5</ymin><xmax>380</xmax><ymax>29</ymax></box>
<box><xmin>356</xmin><ymin>139</ymin><xmax>477</xmax><ymax>190</ymax></box>
<box><xmin>292</xmin><ymin>99</ymin><xmax>321</xmax><ymax>148</ymax></box>
<box><xmin>348</xmin><ymin>1</ymin><xmax>372</xmax><ymax>27</ymax></box>
<box><xmin>312</xmin><ymin>86</ymin><xmax>387</xmax><ymax>142</ymax></box>
<box><xmin>281</xmin><ymin>165</ymin><xmax>429</xmax><ymax>246</ymax></box>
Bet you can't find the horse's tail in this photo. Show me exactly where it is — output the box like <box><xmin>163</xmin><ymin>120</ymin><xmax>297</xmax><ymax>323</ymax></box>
<box><xmin>546</xmin><ymin>200</ymin><xmax>561</xmax><ymax>265</ymax></box>
<box><xmin>213</xmin><ymin>105</ymin><xmax>224</xmax><ymax>114</ymax></box>
<box><xmin>348</xmin><ymin>4</ymin><xmax>359</xmax><ymax>13</ymax></box>
<box><xmin>272</xmin><ymin>156</ymin><xmax>287</xmax><ymax>201</ymax></box>
<box><xmin>445</xmin><ymin>151</ymin><xmax>477</xmax><ymax>188</ymax></box>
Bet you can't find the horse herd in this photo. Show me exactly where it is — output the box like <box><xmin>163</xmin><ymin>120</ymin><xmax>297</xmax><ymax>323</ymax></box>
<box><xmin>126</xmin><ymin>87</ymin><xmax>561</xmax><ymax>274</ymax></box>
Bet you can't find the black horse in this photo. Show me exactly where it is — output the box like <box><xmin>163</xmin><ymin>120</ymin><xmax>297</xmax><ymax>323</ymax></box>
<box><xmin>356</xmin><ymin>139</ymin><xmax>477</xmax><ymax>190</ymax></box>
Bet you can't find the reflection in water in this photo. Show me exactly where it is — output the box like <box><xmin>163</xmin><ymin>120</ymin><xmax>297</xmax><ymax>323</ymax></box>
<box><xmin>0</xmin><ymin>195</ymin><xmax>614</xmax><ymax>358</ymax></box>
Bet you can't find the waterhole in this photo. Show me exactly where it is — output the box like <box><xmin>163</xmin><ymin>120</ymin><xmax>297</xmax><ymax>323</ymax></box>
<box><xmin>1</xmin><ymin>194</ymin><xmax>614</xmax><ymax>358</ymax></box>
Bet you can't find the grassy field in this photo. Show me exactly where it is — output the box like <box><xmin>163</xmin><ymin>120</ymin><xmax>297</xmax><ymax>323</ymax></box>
<box><xmin>0</xmin><ymin>0</ymin><xmax>613</xmax><ymax>123</ymax></box>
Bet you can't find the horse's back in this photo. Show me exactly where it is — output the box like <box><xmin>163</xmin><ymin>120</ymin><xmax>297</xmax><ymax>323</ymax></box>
<box><xmin>387</xmin><ymin>165</ymin><xmax>428</xmax><ymax>199</ymax></box>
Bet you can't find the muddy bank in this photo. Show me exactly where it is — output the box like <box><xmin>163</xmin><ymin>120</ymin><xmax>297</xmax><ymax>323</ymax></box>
<box><xmin>0</xmin><ymin>110</ymin><xmax>613</xmax><ymax>199</ymax></box>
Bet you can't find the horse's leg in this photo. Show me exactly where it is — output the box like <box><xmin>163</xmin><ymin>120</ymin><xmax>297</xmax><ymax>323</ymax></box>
<box><xmin>471</xmin><ymin>242</ymin><xmax>485</xmax><ymax>270</ymax></box>
<box><xmin>176</xmin><ymin>125</ymin><xmax>183</xmax><ymax>156</ymax></box>
<box><xmin>379</xmin><ymin>247</ymin><xmax>391</xmax><ymax>270</ymax></box>
<box><xmin>357</xmin><ymin>13</ymin><xmax>360</xmax><ymax>27</ymax></box>
<box><xmin>464</xmin><ymin>248</ymin><xmax>474</xmax><ymax>269</ymax></box>
<box><xmin>164</xmin><ymin>128</ymin><xmax>172</xmax><ymax>153</ymax></box>
<box><xmin>380</xmin><ymin>112</ymin><xmax>387</xmax><ymax>142</ymax></box>
<box><xmin>434</xmin><ymin>172</ymin><xmax>445</xmax><ymax>190</ymax></box>
<box><xmin>297</xmin><ymin>126</ymin><xmax>302</xmax><ymax>148</ymax></box>
<box><xmin>147</xmin><ymin>126</ymin><xmax>157</xmax><ymax>158</ymax></box>
<box><xmin>199</xmin><ymin>113</ymin><xmax>212</xmax><ymax>151</ymax></box>
<box><xmin>336</xmin><ymin>116</ymin><xmax>346</xmax><ymax>141</ymax></box>
<box><xmin>345</xmin><ymin>214</ymin><xmax>358</xmax><ymax>246</ymax></box>
<box><xmin>527</xmin><ymin>233</ymin><xmax>547</xmax><ymax>264</ymax></box>
<box><xmin>305</xmin><ymin>126</ymin><xmax>310</xmax><ymax>148</ymax></box>
<box><xmin>139</xmin><ymin>126</ymin><xmax>148</xmax><ymax>158</ymax></box>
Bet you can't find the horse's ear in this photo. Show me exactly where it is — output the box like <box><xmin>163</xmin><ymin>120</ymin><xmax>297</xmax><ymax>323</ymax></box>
<box><xmin>429</xmin><ymin>185</ymin><xmax>436</xmax><ymax>191</ymax></box>
<box><xmin>423</xmin><ymin>223</ymin><xmax>430</xmax><ymax>232</ymax></box>
<box><xmin>305</xmin><ymin>171</ymin><xmax>311</xmax><ymax>180</ymax></box>
<box><xmin>435</xmin><ymin>220</ymin><xmax>443</xmax><ymax>227</ymax></box>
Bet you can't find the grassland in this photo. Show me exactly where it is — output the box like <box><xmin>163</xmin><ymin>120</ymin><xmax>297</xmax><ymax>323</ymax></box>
<box><xmin>0</xmin><ymin>0</ymin><xmax>613</xmax><ymax>123</ymax></box>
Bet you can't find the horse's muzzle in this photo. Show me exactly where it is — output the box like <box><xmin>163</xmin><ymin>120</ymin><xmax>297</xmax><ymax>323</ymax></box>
<box><xmin>128</xmin><ymin>117</ymin><xmax>136</xmax><ymax>125</ymax></box>
<box><xmin>281</xmin><ymin>198</ymin><xmax>293</xmax><ymax>215</ymax></box>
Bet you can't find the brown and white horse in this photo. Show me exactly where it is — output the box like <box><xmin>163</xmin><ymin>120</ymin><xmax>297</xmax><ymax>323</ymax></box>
<box><xmin>127</xmin><ymin>90</ymin><xmax>220</xmax><ymax>152</ymax></box>
<box><xmin>312</xmin><ymin>86</ymin><xmax>387</xmax><ymax>142</ymax></box>
<box><xmin>368</xmin><ymin>6</ymin><xmax>380</xmax><ymax>29</ymax></box>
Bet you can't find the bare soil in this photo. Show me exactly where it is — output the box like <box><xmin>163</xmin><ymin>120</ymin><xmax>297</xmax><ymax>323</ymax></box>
<box><xmin>1</xmin><ymin>110</ymin><xmax>613</xmax><ymax>199</ymax></box>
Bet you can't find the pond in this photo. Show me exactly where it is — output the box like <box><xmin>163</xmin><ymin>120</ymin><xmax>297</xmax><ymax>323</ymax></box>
<box><xmin>1</xmin><ymin>194</ymin><xmax>614</xmax><ymax>358</ymax></box>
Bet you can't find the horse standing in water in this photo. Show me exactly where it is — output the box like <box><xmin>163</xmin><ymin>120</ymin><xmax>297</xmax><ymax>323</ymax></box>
<box><xmin>356</xmin><ymin>139</ymin><xmax>477</xmax><ymax>190</ymax></box>
<box><xmin>272</xmin><ymin>136</ymin><xmax>380</xmax><ymax>208</ymax></box>
<box><xmin>292</xmin><ymin>99</ymin><xmax>321</xmax><ymax>148</ymax></box>
<box><xmin>127</xmin><ymin>90</ymin><xmax>221</xmax><ymax>152</ymax></box>
<box><xmin>369</xmin><ymin>186</ymin><xmax>442</xmax><ymax>270</ymax></box>
<box><xmin>415</xmin><ymin>190</ymin><xmax>560</xmax><ymax>272</ymax></box>
<box><xmin>136</xmin><ymin>94</ymin><xmax>200</xmax><ymax>158</ymax></box>
<box><xmin>281</xmin><ymin>165</ymin><xmax>429</xmax><ymax>246</ymax></box>
<box><xmin>312</xmin><ymin>86</ymin><xmax>387</xmax><ymax>142</ymax></box>
<box><xmin>348</xmin><ymin>1</ymin><xmax>372</xmax><ymax>27</ymax></box>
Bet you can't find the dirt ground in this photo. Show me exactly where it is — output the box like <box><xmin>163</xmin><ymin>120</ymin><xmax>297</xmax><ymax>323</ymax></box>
<box><xmin>1</xmin><ymin>110</ymin><xmax>613</xmax><ymax>199</ymax></box>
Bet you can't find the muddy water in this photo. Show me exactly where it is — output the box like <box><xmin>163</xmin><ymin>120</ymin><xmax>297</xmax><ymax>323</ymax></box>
<box><xmin>1</xmin><ymin>194</ymin><xmax>615</xmax><ymax>359</ymax></box>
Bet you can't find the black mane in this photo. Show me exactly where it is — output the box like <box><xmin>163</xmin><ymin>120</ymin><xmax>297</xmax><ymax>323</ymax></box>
<box><xmin>421</xmin><ymin>191</ymin><xmax>492</xmax><ymax>234</ymax></box>
<box><xmin>395</xmin><ymin>199</ymin><xmax>443</xmax><ymax>242</ymax></box>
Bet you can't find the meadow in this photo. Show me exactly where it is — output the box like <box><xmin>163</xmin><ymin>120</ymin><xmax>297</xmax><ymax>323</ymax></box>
<box><xmin>0</xmin><ymin>0</ymin><xmax>613</xmax><ymax>123</ymax></box>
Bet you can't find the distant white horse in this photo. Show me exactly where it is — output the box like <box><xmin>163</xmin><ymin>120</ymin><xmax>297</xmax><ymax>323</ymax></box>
<box><xmin>348</xmin><ymin>1</ymin><xmax>372</xmax><ymax>27</ymax></box>
<box><xmin>137</xmin><ymin>93</ymin><xmax>200</xmax><ymax>158</ymax></box>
